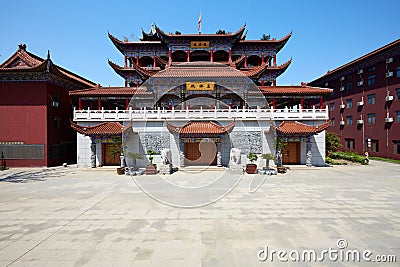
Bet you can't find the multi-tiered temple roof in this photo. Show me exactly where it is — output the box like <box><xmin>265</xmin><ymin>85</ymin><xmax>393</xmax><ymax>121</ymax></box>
<box><xmin>0</xmin><ymin>44</ymin><xmax>95</xmax><ymax>89</ymax></box>
<box><xmin>70</xmin><ymin>24</ymin><xmax>333</xmax><ymax>111</ymax></box>
<box><xmin>108</xmin><ymin>24</ymin><xmax>293</xmax><ymax>87</ymax></box>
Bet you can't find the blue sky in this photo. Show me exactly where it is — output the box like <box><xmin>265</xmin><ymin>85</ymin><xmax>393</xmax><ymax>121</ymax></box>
<box><xmin>0</xmin><ymin>0</ymin><xmax>399</xmax><ymax>87</ymax></box>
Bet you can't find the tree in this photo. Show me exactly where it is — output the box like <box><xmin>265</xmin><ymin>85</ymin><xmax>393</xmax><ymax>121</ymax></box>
<box><xmin>175</xmin><ymin>31</ymin><xmax>181</xmax><ymax>35</ymax></box>
<box><xmin>216</xmin><ymin>29</ymin><xmax>226</xmax><ymax>34</ymax></box>
<box><xmin>260</xmin><ymin>34</ymin><xmax>271</xmax><ymax>40</ymax></box>
<box><xmin>326</xmin><ymin>131</ymin><xmax>341</xmax><ymax>154</ymax></box>
<box><xmin>127</xmin><ymin>152</ymin><xmax>144</xmax><ymax>171</ymax></box>
<box><xmin>109</xmin><ymin>135</ymin><xmax>123</xmax><ymax>158</ymax></box>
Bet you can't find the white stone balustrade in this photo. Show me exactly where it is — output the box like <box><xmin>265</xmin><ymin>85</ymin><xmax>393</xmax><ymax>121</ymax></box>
<box><xmin>73</xmin><ymin>106</ymin><xmax>329</xmax><ymax>121</ymax></box>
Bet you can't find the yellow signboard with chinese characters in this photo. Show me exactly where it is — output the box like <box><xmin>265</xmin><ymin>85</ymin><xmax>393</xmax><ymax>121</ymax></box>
<box><xmin>186</xmin><ymin>82</ymin><xmax>215</xmax><ymax>91</ymax></box>
<box><xmin>190</xmin><ymin>41</ymin><xmax>210</xmax><ymax>49</ymax></box>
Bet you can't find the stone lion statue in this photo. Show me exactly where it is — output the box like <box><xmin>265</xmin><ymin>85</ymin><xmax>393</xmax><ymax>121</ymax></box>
<box><xmin>229</xmin><ymin>148</ymin><xmax>241</xmax><ymax>165</ymax></box>
<box><xmin>161</xmin><ymin>148</ymin><xmax>172</xmax><ymax>165</ymax></box>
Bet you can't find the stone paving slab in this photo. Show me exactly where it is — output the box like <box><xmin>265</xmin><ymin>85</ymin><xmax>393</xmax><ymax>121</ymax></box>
<box><xmin>0</xmin><ymin>161</ymin><xmax>399</xmax><ymax>266</ymax></box>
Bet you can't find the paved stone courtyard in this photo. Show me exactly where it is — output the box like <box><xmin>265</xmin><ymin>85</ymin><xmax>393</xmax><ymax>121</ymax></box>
<box><xmin>0</xmin><ymin>161</ymin><xmax>399</xmax><ymax>266</ymax></box>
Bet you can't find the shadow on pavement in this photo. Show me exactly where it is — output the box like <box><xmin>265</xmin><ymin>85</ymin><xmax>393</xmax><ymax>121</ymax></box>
<box><xmin>0</xmin><ymin>168</ymin><xmax>72</xmax><ymax>183</ymax></box>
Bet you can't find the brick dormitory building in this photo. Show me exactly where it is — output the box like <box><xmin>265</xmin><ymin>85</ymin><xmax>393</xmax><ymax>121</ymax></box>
<box><xmin>310</xmin><ymin>39</ymin><xmax>400</xmax><ymax>160</ymax></box>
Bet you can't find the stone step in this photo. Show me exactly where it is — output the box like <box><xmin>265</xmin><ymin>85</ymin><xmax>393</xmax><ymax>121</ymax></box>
<box><xmin>179</xmin><ymin>166</ymin><xmax>227</xmax><ymax>172</ymax></box>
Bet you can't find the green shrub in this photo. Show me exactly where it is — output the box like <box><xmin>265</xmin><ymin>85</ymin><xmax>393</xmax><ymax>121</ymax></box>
<box><xmin>247</xmin><ymin>153</ymin><xmax>258</xmax><ymax>163</ymax></box>
<box><xmin>326</xmin><ymin>156</ymin><xmax>347</xmax><ymax>165</ymax></box>
<box><xmin>330</xmin><ymin>152</ymin><xmax>368</xmax><ymax>165</ymax></box>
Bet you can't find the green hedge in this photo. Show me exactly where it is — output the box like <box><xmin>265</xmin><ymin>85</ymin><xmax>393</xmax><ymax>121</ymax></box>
<box><xmin>326</xmin><ymin>156</ymin><xmax>347</xmax><ymax>165</ymax></box>
<box><xmin>330</xmin><ymin>152</ymin><xmax>368</xmax><ymax>165</ymax></box>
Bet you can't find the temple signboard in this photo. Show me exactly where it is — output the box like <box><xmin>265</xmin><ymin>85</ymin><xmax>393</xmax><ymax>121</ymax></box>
<box><xmin>186</xmin><ymin>82</ymin><xmax>215</xmax><ymax>91</ymax></box>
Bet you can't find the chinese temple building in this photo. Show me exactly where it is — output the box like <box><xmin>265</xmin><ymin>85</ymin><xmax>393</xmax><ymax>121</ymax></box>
<box><xmin>0</xmin><ymin>44</ymin><xmax>96</xmax><ymax>167</ymax></box>
<box><xmin>70</xmin><ymin>24</ymin><xmax>333</xmax><ymax>168</ymax></box>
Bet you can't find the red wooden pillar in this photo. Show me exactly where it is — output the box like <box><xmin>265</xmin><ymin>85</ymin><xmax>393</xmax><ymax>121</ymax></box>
<box><xmin>97</xmin><ymin>98</ymin><xmax>102</xmax><ymax>110</ymax></box>
<box><xmin>272</xmin><ymin>98</ymin><xmax>276</xmax><ymax>109</ymax></box>
<box><xmin>78</xmin><ymin>98</ymin><xmax>82</xmax><ymax>110</ymax></box>
<box><xmin>261</xmin><ymin>53</ymin><xmax>264</xmax><ymax>64</ymax></box>
<box><xmin>124</xmin><ymin>56</ymin><xmax>127</xmax><ymax>67</ymax></box>
<box><xmin>244</xmin><ymin>54</ymin><xmax>248</xmax><ymax>67</ymax></box>
<box><xmin>300</xmin><ymin>98</ymin><xmax>304</xmax><ymax>109</ymax></box>
<box><xmin>319</xmin><ymin>97</ymin><xmax>323</xmax><ymax>109</ymax></box>
<box><xmin>261</xmin><ymin>80</ymin><xmax>265</xmax><ymax>86</ymax></box>
<box><xmin>136</xmin><ymin>55</ymin><xmax>139</xmax><ymax>65</ymax></box>
<box><xmin>153</xmin><ymin>54</ymin><xmax>157</xmax><ymax>68</ymax></box>
<box><xmin>187</xmin><ymin>50</ymin><xmax>190</xmax><ymax>62</ymax></box>
<box><xmin>126</xmin><ymin>98</ymin><xmax>129</xmax><ymax>110</ymax></box>
<box><xmin>136</xmin><ymin>81</ymin><xmax>139</xmax><ymax>88</ymax></box>
<box><xmin>273</xmin><ymin>54</ymin><xmax>277</xmax><ymax>66</ymax></box>
<box><xmin>168</xmin><ymin>50</ymin><xmax>172</xmax><ymax>62</ymax></box>
<box><xmin>210</xmin><ymin>50</ymin><xmax>214</xmax><ymax>62</ymax></box>
<box><xmin>228</xmin><ymin>49</ymin><xmax>232</xmax><ymax>62</ymax></box>
<box><xmin>273</xmin><ymin>79</ymin><xmax>277</xmax><ymax>86</ymax></box>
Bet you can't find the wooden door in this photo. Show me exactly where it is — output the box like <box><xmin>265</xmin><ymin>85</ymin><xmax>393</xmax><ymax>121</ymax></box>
<box><xmin>282</xmin><ymin>142</ymin><xmax>300</xmax><ymax>164</ymax></box>
<box><xmin>102</xmin><ymin>143</ymin><xmax>120</xmax><ymax>166</ymax></box>
<box><xmin>184</xmin><ymin>142</ymin><xmax>217</xmax><ymax>165</ymax></box>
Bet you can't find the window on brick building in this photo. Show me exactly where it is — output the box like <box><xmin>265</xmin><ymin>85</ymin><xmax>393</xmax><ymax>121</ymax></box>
<box><xmin>367</xmin><ymin>94</ymin><xmax>376</xmax><ymax>105</ymax></box>
<box><xmin>345</xmin><ymin>139</ymin><xmax>355</xmax><ymax>150</ymax></box>
<box><xmin>346</xmin><ymin>116</ymin><xmax>353</xmax><ymax>125</ymax></box>
<box><xmin>393</xmin><ymin>141</ymin><xmax>400</xmax><ymax>154</ymax></box>
<box><xmin>346</xmin><ymin>99</ymin><xmax>353</xmax><ymax>108</ymax></box>
<box><xmin>367</xmin><ymin>113</ymin><xmax>376</xmax><ymax>124</ymax></box>
<box><xmin>54</xmin><ymin>117</ymin><xmax>61</xmax><ymax>129</ymax></box>
<box><xmin>329</xmin><ymin>103</ymin><xmax>335</xmax><ymax>111</ymax></box>
<box><xmin>396</xmin><ymin>111</ymin><xmax>400</xmax><ymax>122</ymax></box>
<box><xmin>367</xmin><ymin>75</ymin><xmax>376</xmax><ymax>86</ymax></box>
<box><xmin>396</xmin><ymin>67</ymin><xmax>400</xmax><ymax>78</ymax></box>
<box><xmin>370</xmin><ymin>140</ymin><xmax>379</xmax><ymax>152</ymax></box>
<box><xmin>396</xmin><ymin>88</ymin><xmax>400</xmax><ymax>100</ymax></box>
<box><xmin>330</xmin><ymin>118</ymin><xmax>335</xmax><ymax>126</ymax></box>
<box><xmin>346</xmin><ymin>82</ymin><xmax>352</xmax><ymax>91</ymax></box>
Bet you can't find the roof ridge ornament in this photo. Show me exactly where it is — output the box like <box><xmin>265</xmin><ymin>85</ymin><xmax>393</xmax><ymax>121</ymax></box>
<box><xmin>18</xmin><ymin>44</ymin><xmax>26</xmax><ymax>51</ymax></box>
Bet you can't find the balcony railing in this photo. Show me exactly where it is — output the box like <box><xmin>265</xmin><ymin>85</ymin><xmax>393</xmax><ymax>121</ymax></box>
<box><xmin>73</xmin><ymin>106</ymin><xmax>329</xmax><ymax>121</ymax></box>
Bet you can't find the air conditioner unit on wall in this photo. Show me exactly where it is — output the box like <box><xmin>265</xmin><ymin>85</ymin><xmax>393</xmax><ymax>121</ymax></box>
<box><xmin>386</xmin><ymin>57</ymin><xmax>393</xmax><ymax>64</ymax></box>
<box><xmin>340</xmin><ymin>76</ymin><xmax>345</xmax><ymax>81</ymax></box>
<box><xmin>357</xmin><ymin>101</ymin><xmax>364</xmax><ymax>106</ymax></box>
<box><xmin>358</xmin><ymin>69</ymin><xmax>363</xmax><ymax>74</ymax></box>
<box><xmin>386</xmin><ymin>71</ymin><xmax>394</xmax><ymax>77</ymax></box>
<box><xmin>386</xmin><ymin>95</ymin><xmax>394</xmax><ymax>101</ymax></box>
<box><xmin>357</xmin><ymin>119</ymin><xmax>364</xmax><ymax>124</ymax></box>
<box><xmin>340</xmin><ymin>120</ymin><xmax>346</xmax><ymax>125</ymax></box>
<box><xmin>357</xmin><ymin>80</ymin><xmax>364</xmax><ymax>86</ymax></box>
<box><xmin>339</xmin><ymin>86</ymin><xmax>345</xmax><ymax>91</ymax></box>
<box><xmin>385</xmin><ymin>117</ymin><xmax>394</xmax><ymax>123</ymax></box>
<box><xmin>340</xmin><ymin>104</ymin><xmax>345</xmax><ymax>109</ymax></box>
<box><xmin>51</xmin><ymin>101</ymin><xmax>59</xmax><ymax>107</ymax></box>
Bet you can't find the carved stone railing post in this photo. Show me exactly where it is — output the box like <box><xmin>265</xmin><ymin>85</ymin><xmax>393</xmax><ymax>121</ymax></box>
<box><xmin>90</xmin><ymin>141</ymin><xmax>96</xmax><ymax>168</ymax></box>
<box><xmin>306</xmin><ymin>137</ymin><xmax>312</xmax><ymax>166</ymax></box>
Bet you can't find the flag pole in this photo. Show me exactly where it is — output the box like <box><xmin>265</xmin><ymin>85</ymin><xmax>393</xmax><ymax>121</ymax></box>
<box><xmin>197</xmin><ymin>11</ymin><xmax>202</xmax><ymax>34</ymax></box>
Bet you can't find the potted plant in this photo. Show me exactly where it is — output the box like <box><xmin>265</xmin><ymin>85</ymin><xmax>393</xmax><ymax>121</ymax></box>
<box><xmin>145</xmin><ymin>149</ymin><xmax>157</xmax><ymax>175</ymax></box>
<box><xmin>261</xmin><ymin>153</ymin><xmax>275</xmax><ymax>170</ymax></box>
<box><xmin>127</xmin><ymin>152</ymin><xmax>144</xmax><ymax>171</ymax></box>
<box><xmin>109</xmin><ymin>135</ymin><xmax>127</xmax><ymax>175</ymax></box>
<box><xmin>273</xmin><ymin>137</ymin><xmax>287</xmax><ymax>167</ymax></box>
<box><xmin>246</xmin><ymin>153</ymin><xmax>258</xmax><ymax>174</ymax></box>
